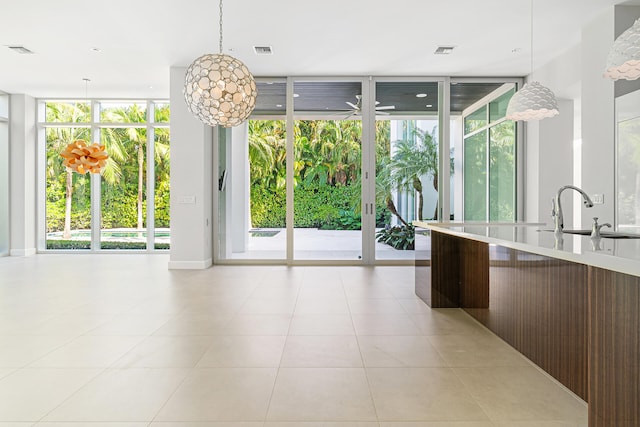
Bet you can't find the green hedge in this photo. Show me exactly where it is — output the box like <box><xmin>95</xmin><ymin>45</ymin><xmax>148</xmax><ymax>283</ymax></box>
<box><xmin>250</xmin><ymin>183</ymin><xmax>390</xmax><ymax>230</ymax></box>
<box><xmin>46</xmin><ymin>240</ymin><xmax>170</xmax><ymax>250</ymax></box>
<box><xmin>46</xmin><ymin>179</ymin><xmax>170</xmax><ymax>233</ymax></box>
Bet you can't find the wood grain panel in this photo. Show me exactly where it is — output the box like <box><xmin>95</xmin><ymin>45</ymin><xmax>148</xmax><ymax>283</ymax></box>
<box><xmin>465</xmin><ymin>246</ymin><xmax>589</xmax><ymax>401</ymax></box>
<box><xmin>589</xmin><ymin>267</ymin><xmax>640</xmax><ymax>427</ymax></box>
<box><xmin>429</xmin><ymin>231</ymin><xmax>460</xmax><ymax>307</ymax></box>
<box><xmin>414</xmin><ymin>227</ymin><xmax>432</xmax><ymax>306</ymax></box>
<box><xmin>418</xmin><ymin>231</ymin><xmax>489</xmax><ymax>308</ymax></box>
<box><xmin>459</xmin><ymin>238</ymin><xmax>489</xmax><ymax>309</ymax></box>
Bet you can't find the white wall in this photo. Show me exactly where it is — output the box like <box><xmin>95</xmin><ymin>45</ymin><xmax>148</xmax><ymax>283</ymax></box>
<box><xmin>0</xmin><ymin>104</ymin><xmax>8</xmax><ymax>256</ymax></box>
<box><xmin>525</xmin><ymin>5</ymin><xmax>640</xmax><ymax>230</ymax></box>
<box><xmin>9</xmin><ymin>94</ymin><xmax>37</xmax><ymax>256</ymax></box>
<box><xmin>524</xmin><ymin>44</ymin><xmax>581</xmax><ymax>225</ymax></box>
<box><xmin>168</xmin><ymin>67</ymin><xmax>213</xmax><ymax>269</ymax></box>
<box><xmin>581</xmin><ymin>8</ymin><xmax>616</xmax><ymax>228</ymax></box>
<box><xmin>538</xmin><ymin>100</ymin><xmax>575</xmax><ymax>226</ymax></box>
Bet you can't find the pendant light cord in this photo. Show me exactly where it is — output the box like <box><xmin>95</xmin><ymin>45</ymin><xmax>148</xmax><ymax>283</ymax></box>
<box><xmin>83</xmin><ymin>78</ymin><xmax>90</xmax><ymax>103</ymax></box>
<box><xmin>219</xmin><ymin>0</ymin><xmax>224</xmax><ymax>54</ymax></box>
<box><xmin>530</xmin><ymin>0</ymin><xmax>534</xmax><ymax>77</ymax></box>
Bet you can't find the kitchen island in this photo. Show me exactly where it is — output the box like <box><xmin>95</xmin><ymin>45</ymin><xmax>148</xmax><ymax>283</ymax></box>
<box><xmin>413</xmin><ymin>222</ymin><xmax>640</xmax><ymax>427</ymax></box>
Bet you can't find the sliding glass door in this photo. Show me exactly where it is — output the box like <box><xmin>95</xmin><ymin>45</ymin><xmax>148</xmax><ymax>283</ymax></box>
<box><xmin>373</xmin><ymin>80</ymin><xmax>442</xmax><ymax>261</ymax></box>
<box><xmin>214</xmin><ymin>78</ymin><xmax>522</xmax><ymax>264</ymax></box>
<box><xmin>216</xmin><ymin>80</ymin><xmax>288</xmax><ymax>261</ymax></box>
<box><xmin>293</xmin><ymin>80</ymin><xmax>364</xmax><ymax>261</ymax></box>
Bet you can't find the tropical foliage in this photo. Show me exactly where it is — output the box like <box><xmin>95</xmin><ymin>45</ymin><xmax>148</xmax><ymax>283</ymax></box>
<box><xmin>375</xmin><ymin>224</ymin><xmax>415</xmax><ymax>250</ymax></box>
<box><xmin>248</xmin><ymin>118</ymin><xmax>443</xmax><ymax>250</ymax></box>
<box><xmin>249</xmin><ymin>119</ymin><xmax>392</xmax><ymax>232</ymax></box>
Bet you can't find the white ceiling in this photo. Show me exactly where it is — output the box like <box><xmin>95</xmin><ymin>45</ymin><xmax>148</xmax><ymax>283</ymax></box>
<box><xmin>0</xmin><ymin>0</ymin><xmax>624</xmax><ymax>99</ymax></box>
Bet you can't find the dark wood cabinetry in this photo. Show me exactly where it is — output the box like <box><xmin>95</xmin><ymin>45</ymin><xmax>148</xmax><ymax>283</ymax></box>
<box><xmin>589</xmin><ymin>267</ymin><xmax>640</xmax><ymax>427</ymax></box>
<box><xmin>415</xmin><ymin>228</ymin><xmax>640</xmax><ymax>427</ymax></box>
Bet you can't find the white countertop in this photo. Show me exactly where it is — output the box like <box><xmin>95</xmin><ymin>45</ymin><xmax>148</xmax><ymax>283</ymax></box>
<box><xmin>413</xmin><ymin>221</ymin><xmax>640</xmax><ymax>277</ymax></box>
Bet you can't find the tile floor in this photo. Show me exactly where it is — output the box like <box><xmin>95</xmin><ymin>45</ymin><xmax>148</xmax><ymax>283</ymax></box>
<box><xmin>0</xmin><ymin>254</ymin><xmax>588</xmax><ymax>426</ymax></box>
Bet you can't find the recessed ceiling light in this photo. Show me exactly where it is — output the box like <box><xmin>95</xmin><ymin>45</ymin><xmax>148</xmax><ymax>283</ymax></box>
<box><xmin>434</xmin><ymin>45</ymin><xmax>456</xmax><ymax>55</ymax></box>
<box><xmin>7</xmin><ymin>45</ymin><xmax>34</xmax><ymax>54</ymax></box>
<box><xmin>276</xmin><ymin>104</ymin><xmax>283</xmax><ymax>107</ymax></box>
<box><xmin>426</xmin><ymin>104</ymin><xmax>433</xmax><ymax>108</ymax></box>
<box><xmin>416</xmin><ymin>93</ymin><xmax>427</xmax><ymax>98</ymax></box>
<box><xmin>254</xmin><ymin>46</ymin><xmax>273</xmax><ymax>55</ymax></box>
<box><xmin>293</xmin><ymin>93</ymin><xmax>299</xmax><ymax>98</ymax></box>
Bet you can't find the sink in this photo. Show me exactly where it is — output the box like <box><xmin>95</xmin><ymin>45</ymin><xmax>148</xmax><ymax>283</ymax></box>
<box><xmin>539</xmin><ymin>229</ymin><xmax>640</xmax><ymax>239</ymax></box>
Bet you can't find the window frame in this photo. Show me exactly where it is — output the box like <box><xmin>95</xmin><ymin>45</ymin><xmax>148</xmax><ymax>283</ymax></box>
<box><xmin>37</xmin><ymin>98</ymin><xmax>170</xmax><ymax>253</ymax></box>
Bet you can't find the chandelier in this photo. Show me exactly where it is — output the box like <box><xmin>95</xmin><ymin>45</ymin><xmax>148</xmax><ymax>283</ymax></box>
<box><xmin>183</xmin><ymin>0</ymin><xmax>257</xmax><ymax>127</ymax></box>
<box><xmin>60</xmin><ymin>140</ymin><xmax>108</xmax><ymax>175</ymax></box>
<box><xmin>60</xmin><ymin>79</ymin><xmax>109</xmax><ymax>174</ymax></box>
<box><xmin>604</xmin><ymin>18</ymin><xmax>640</xmax><ymax>81</ymax></box>
<box><xmin>505</xmin><ymin>0</ymin><xmax>559</xmax><ymax>121</ymax></box>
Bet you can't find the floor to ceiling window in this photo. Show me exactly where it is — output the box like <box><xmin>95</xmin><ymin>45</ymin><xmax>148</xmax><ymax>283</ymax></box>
<box><xmin>215</xmin><ymin>78</ymin><xmax>522</xmax><ymax>264</ymax></box>
<box><xmin>373</xmin><ymin>80</ymin><xmax>442</xmax><ymax>261</ymax></box>
<box><xmin>217</xmin><ymin>80</ymin><xmax>288</xmax><ymax>261</ymax></box>
<box><xmin>40</xmin><ymin>99</ymin><xmax>170</xmax><ymax>251</ymax></box>
<box><xmin>293</xmin><ymin>80</ymin><xmax>364</xmax><ymax>261</ymax></box>
<box><xmin>461</xmin><ymin>84</ymin><xmax>517</xmax><ymax>222</ymax></box>
<box><xmin>0</xmin><ymin>92</ymin><xmax>8</xmax><ymax>256</ymax></box>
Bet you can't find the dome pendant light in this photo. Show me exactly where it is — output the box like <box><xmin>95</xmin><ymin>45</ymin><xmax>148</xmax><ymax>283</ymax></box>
<box><xmin>604</xmin><ymin>18</ymin><xmax>640</xmax><ymax>81</ymax></box>
<box><xmin>183</xmin><ymin>0</ymin><xmax>257</xmax><ymax>127</ymax></box>
<box><xmin>506</xmin><ymin>0</ymin><xmax>559</xmax><ymax>121</ymax></box>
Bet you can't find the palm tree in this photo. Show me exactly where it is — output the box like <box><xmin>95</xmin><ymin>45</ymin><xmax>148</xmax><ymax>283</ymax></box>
<box><xmin>46</xmin><ymin>103</ymin><xmax>91</xmax><ymax>239</ymax></box>
<box><xmin>390</xmin><ymin>126</ymin><xmax>453</xmax><ymax>220</ymax></box>
<box><xmin>248</xmin><ymin>120</ymin><xmax>285</xmax><ymax>189</ymax></box>
<box><xmin>102</xmin><ymin>104</ymin><xmax>169</xmax><ymax>230</ymax></box>
<box><xmin>295</xmin><ymin>120</ymin><xmax>362</xmax><ymax>187</ymax></box>
<box><xmin>45</xmin><ymin>102</ymin><xmax>91</xmax><ymax>238</ymax></box>
<box><xmin>376</xmin><ymin>155</ymin><xmax>410</xmax><ymax>227</ymax></box>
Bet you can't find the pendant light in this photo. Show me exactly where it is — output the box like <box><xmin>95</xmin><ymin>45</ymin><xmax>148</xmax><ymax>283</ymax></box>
<box><xmin>183</xmin><ymin>0</ymin><xmax>257</xmax><ymax>127</ymax></box>
<box><xmin>506</xmin><ymin>0</ymin><xmax>559</xmax><ymax>121</ymax></box>
<box><xmin>60</xmin><ymin>79</ymin><xmax>109</xmax><ymax>174</ymax></box>
<box><xmin>604</xmin><ymin>18</ymin><xmax>640</xmax><ymax>81</ymax></box>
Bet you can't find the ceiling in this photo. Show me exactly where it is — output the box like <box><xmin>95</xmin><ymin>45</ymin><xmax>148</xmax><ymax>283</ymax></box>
<box><xmin>0</xmin><ymin>0</ymin><xmax>624</xmax><ymax>100</ymax></box>
<box><xmin>253</xmin><ymin>81</ymin><xmax>505</xmax><ymax>115</ymax></box>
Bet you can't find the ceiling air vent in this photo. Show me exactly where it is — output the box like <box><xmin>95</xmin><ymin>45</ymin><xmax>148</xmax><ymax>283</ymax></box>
<box><xmin>253</xmin><ymin>46</ymin><xmax>273</xmax><ymax>55</ymax></box>
<box><xmin>434</xmin><ymin>45</ymin><xmax>455</xmax><ymax>55</ymax></box>
<box><xmin>8</xmin><ymin>45</ymin><xmax>34</xmax><ymax>54</ymax></box>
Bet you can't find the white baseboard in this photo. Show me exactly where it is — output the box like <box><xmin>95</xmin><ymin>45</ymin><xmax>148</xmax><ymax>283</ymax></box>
<box><xmin>10</xmin><ymin>248</ymin><xmax>36</xmax><ymax>256</ymax></box>
<box><xmin>168</xmin><ymin>258</ymin><xmax>213</xmax><ymax>270</ymax></box>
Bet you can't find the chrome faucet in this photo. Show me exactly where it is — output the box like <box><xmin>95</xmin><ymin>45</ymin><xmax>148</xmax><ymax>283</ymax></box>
<box><xmin>590</xmin><ymin>217</ymin><xmax>611</xmax><ymax>239</ymax></box>
<box><xmin>551</xmin><ymin>185</ymin><xmax>594</xmax><ymax>233</ymax></box>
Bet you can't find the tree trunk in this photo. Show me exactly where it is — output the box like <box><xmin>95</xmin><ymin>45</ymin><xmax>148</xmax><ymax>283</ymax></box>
<box><xmin>137</xmin><ymin>145</ymin><xmax>144</xmax><ymax>230</ymax></box>
<box><xmin>432</xmin><ymin>172</ymin><xmax>439</xmax><ymax>220</ymax></box>
<box><xmin>63</xmin><ymin>169</ymin><xmax>73</xmax><ymax>239</ymax></box>
<box><xmin>413</xmin><ymin>176</ymin><xmax>423</xmax><ymax>221</ymax></box>
<box><xmin>386</xmin><ymin>196</ymin><xmax>410</xmax><ymax>227</ymax></box>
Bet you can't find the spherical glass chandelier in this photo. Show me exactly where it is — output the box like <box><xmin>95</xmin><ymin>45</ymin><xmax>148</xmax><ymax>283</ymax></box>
<box><xmin>183</xmin><ymin>0</ymin><xmax>257</xmax><ymax>128</ymax></box>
